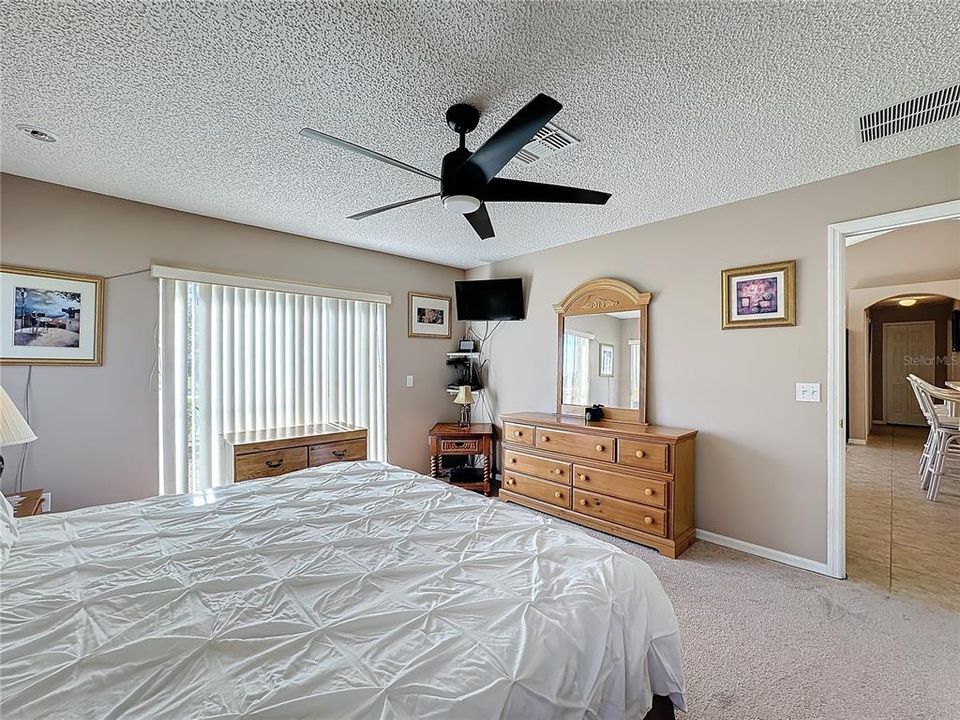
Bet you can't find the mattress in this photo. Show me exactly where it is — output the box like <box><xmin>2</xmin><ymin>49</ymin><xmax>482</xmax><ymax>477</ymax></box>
<box><xmin>0</xmin><ymin>461</ymin><xmax>685</xmax><ymax>719</ymax></box>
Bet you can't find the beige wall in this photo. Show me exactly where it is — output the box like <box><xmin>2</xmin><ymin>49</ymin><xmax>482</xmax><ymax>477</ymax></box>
<box><xmin>0</xmin><ymin>174</ymin><xmax>464</xmax><ymax>511</ymax></box>
<box><xmin>845</xmin><ymin>220</ymin><xmax>960</xmax><ymax>438</ymax></box>
<box><xmin>467</xmin><ymin>146</ymin><xmax>960</xmax><ymax>563</ymax></box>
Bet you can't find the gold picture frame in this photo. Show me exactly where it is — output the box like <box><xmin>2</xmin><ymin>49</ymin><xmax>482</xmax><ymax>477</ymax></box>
<box><xmin>721</xmin><ymin>260</ymin><xmax>796</xmax><ymax>329</ymax></box>
<box><xmin>408</xmin><ymin>291</ymin><xmax>452</xmax><ymax>338</ymax></box>
<box><xmin>0</xmin><ymin>265</ymin><xmax>105</xmax><ymax>365</ymax></box>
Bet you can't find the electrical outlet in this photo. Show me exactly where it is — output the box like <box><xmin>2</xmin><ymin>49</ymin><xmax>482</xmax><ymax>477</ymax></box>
<box><xmin>406</xmin><ymin>375</ymin><xmax>414</xmax><ymax>388</ymax></box>
<box><xmin>796</xmin><ymin>383</ymin><xmax>821</xmax><ymax>403</ymax></box>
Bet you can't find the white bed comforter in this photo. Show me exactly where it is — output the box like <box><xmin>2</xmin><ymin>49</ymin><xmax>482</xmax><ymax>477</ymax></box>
<box><xmin>0</xmin><ymin>461</ymin><xmax>685</xmax><ymax>719</ymax></box>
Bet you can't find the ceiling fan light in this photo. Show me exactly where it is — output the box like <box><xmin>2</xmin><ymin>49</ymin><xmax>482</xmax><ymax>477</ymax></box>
<box><xmin>442</xmin><ymin>194</ymin><xmax>481</xmax><ymax>214</ymax></box>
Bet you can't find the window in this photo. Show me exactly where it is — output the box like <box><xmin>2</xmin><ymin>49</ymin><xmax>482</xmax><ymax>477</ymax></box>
<box><xmin>629</xmin><ymin>341</ymin><xmax>641</xmax><ymax>409</ymax></box>
<box><xmin>158</xmin><ymin>275</ymin><xmax>387</xmax><ymax>494</ymax></box>
<box><xmin>562</xmin><ymin>331</ymin><xmax>590</xmax><ymax>406</ymax></box>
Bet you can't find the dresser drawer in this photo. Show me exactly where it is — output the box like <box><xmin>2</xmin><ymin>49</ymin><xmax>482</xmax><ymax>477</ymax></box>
<box><xmin>235</xmin><ymin>447</ymin><xmax>308</xmax><ymax>482</ymax></box>
<box><xmin>535</xmin><ymin>427</ymin><xmax>615</xmax><ymax>462</ymax></box>
<box><xmin>503</xmin><ymin>422</ymin><xmax>535</xmax><ymax>447</ymax></box>
<box><xmin>617</xmin><ymin>439</ymin><xmax>670</xmax><ymax>473</ymax></box>
<box><xmin>503</xmin><ymin>449</ymin><xmax>570</xmax><ymax>483</ymax></box>
<box><xmin>502</xmin><ymin>471</ymin><xmax>570</xmax><ymax>508</ymax></box>
<box><xmin>308</xmin><ymin>439</ymin><xmax>366</xmax><ymax>467</ymax></box>
<box><xmin>574</xmin><ymin>490</ymin><xmax>668</xmax><ymax>537</ymax></box>
<box><xmin>573</xmin><ymin>464</ymin><xmax>668</xmax><ymax>508</ymax></box>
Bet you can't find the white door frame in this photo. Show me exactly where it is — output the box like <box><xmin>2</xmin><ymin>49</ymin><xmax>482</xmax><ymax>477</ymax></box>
<box><xmin>826</xmin><ymin>199</ymin><xmax>960</xmax><ymax>579</ymax></box>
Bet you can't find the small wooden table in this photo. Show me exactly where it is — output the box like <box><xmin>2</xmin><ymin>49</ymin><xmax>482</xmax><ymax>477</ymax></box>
<box><xmin>4</xmin><ymin>488</ymin><xmax>45</xmax><ymax>518</ymax></box>
<box><xmin>428</xmin><ymin>423</ymin><xmax>494</xmax><ymax>495</ymax></box>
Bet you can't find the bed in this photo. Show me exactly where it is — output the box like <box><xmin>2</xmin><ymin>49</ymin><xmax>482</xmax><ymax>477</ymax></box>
<box><xmin>0</xmin><ymin>461</ymin><xmax>685</xmax><ymax>719</ymax></box>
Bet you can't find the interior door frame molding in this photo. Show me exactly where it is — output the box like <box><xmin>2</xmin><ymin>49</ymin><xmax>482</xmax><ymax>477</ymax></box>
<box><xmin>826</xmin><ymin>198</ymin><xmax>960</xmax><ymax>580</ymax></box>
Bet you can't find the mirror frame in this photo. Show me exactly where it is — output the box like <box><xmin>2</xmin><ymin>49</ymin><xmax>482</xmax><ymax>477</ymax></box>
<box><xmin>554</xmin><ymin>278</ymin><xmax>651</xmax><ymax>425</ymax></box>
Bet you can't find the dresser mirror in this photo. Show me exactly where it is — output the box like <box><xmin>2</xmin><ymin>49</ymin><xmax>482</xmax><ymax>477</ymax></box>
<box><xmin>555</xmin><ymin>278</ymin><xmax>650</xmax><ymax>424</ymax></box>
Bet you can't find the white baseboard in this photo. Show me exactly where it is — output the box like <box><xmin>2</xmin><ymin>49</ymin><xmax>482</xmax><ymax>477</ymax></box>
<box><xmin>847</xmin><ymin>438</ymin><xmax>867</xmax><ymax>445</ymax></box>
<box><xmin>695</xmin><ymin>529</ymin><xmax>832</xmax><ymax>576</ymax></box>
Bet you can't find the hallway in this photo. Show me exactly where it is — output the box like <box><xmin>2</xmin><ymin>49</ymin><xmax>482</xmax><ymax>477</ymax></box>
<box><xmin>846</xmin><ymin>425</ymin><xmax>960</xmax><ymax>612</ymax></box>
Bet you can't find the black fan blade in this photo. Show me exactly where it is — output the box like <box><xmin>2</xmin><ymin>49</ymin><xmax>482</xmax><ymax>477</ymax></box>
<box><xmin>348</xmin><ymin>193</ymin><xmax>440</xmax><ymax>220</ymax></box>
<box><xmin>466</xmin><ymin>94</ymin><xmax>562</xmax><ymax>180</ymax></box>
<box><xmin>464</xmin><ymin>204</ymin><xmax>494</xmax><ymax>240</ymax></box>
<box><xmin>299</xmin><ymin>128</ymin><xmax>440</xmax><ymax>182</ymax></box>
<box><xmin>485</xmin><ymin>178</ymin><xmax>611</xmax><ymax>205</ymax></box>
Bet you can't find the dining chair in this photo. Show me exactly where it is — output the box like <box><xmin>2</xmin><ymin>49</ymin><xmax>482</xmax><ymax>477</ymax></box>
<box><xmin>908</xmin><ymin>375</ymin><xmax>938</xmax><ymax>488</ymax></box>
<box><xmin>912</xmin><ymin>376</ymin><xmax>960</xmax><ymax>502</ymax></box>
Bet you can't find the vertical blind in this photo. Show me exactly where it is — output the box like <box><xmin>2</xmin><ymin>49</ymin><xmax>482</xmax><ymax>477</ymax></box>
<box><xmin>159</xmin><ymin>279</ymin><xmax>387</xmax><ymax>494</ymax></box>
<box><xmin>562</xmin><ymin>331</ymin><xmax>590</xmax><ymax>406</ymax></box>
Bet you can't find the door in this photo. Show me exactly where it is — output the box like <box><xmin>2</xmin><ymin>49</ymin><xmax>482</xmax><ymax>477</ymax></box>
<box><xmin>882</xmin><ymin>321</ymin><xmax>935</xmax><ymax>425</ymax></box>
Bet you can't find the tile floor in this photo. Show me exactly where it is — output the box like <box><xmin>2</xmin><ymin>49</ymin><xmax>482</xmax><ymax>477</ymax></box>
<box><xmin>846</xmin><ymin>424</ymin><xmax>960</xmax><ymax>612</ymax></box>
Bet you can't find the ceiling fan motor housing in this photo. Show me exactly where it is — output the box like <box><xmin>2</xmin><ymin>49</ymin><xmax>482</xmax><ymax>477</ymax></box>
<box><xmin>441</xmin><ymin>148</ymin><xmax>484</xmax><ymax>213</ymax></box>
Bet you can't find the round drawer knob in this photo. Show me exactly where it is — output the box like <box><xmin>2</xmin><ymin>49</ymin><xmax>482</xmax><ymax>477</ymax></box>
<box><xmin>514</xmin><ymin>431</ymin><xmax>522</xmax><ymax>437</ymax></box>
<box><xmin>508</xmin><ymin>478</ymin><xmax>516</xmax><ymax>485</ymax></box>
<box><xmin>554</xmin><ymin>491</ymin><xmax>563</xmax><ymax>498</ymax></box>
<box><xmin>541</xmin><ymin>436</ymin><xmax>549</xmax><ymax>442</ymax></box>
<box><xmin>580</xmin><ymin>498</ymin><xmax>589</xmax><ymax>507</ymax></box>
<box><xmin>635</xmin><ymin>450</ymin><xmax>645</xmax><ymax>458</ymax></box>
<box><xmin>553</xmin><ymin>468</ymin><xmax>562</xmax><ymax>475</ymax></box>
<box><xmin>595</xmin><ymin>444</ymin><xmax>604</xmax><ymax>452</ymax></box>
<box><xmin>644</xmin><ymin>516</ymin><xmax>654</xmax><ymax>525</ymax></box>
<box><xmin>644</xmin><ymin>488</ymin><xmax>654</xmax><ymax>496</ymax></box>
<box><xmin>510</xmin><ymin>457</ymin><xmax>517</xmax><ymax>463</ymax></box>
<box><xmin>579</xmin><ymin>474</ymin><xmax>587</xmax><ymax>481</ymax></box>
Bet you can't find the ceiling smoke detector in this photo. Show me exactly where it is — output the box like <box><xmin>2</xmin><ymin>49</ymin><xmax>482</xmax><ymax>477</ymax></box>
<box><xmin>16</xmin><ymin>124</ymin><xmax>57</xmax><ymax>143</ymax></box>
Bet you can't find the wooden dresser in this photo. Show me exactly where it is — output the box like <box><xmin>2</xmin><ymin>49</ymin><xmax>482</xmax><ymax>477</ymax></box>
<box><xmin>222</xmin><ymin>423</ymin><xmax>367</xmax><ymax>483</ymax></box>
<box><xmin>499</xmin><ymin>412</ymin><xmax>697</xmax><ymax>558</ymax></box>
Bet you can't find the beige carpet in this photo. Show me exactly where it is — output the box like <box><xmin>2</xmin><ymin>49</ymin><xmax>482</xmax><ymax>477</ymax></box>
<box><xmin>560</xmin><ymin>524</ymin><xmax>960</xmax><ymax>720</ymax></box>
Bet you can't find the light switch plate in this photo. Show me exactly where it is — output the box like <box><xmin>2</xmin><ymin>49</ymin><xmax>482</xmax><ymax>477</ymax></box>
<box><xmin>796</xmin><ymin>382</ymin><xmax>821</xmax><ymax>402</ymax></box>
<box><xmin>406</xmin><ymin>375</ymin><xmax>414</xmax><ymax>388</ymax></box>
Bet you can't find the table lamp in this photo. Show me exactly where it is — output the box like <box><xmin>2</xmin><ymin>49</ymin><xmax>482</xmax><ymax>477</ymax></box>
<box><xmin>453</xmin><ymin>385</ymin><xmax>474</xmax><ymax>428</ymax></box>
<box><xmin>0</xmin><ymin>385</ymin><xmax>37</xmax><ymax>481</ymax></box>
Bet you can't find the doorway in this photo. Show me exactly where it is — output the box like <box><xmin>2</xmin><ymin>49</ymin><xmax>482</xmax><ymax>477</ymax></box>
<box><xmin>826</xmin><ymin>199</ymin><xmax>960</xmax><ymax>585</ymax></box>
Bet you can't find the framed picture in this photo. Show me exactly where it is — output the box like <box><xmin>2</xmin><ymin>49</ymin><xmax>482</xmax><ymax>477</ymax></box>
<box><xmin>721</xmin><ymin>260</ymin><xmax>796</xmax><ymax>329</ymax></box>
<box><xmin>599</xmin><ymin>343</ymin><xmax>615</xmax><ymax>377</ymax></box>
<box><xmin>408</xmin><ymin>292</ymin><xmax>451</xmax><ymax>338</ymax></box>
<box><xmin>0</xmin><ymin>265</ymin><xmax>104</xmax><ymax>365</ymax></box>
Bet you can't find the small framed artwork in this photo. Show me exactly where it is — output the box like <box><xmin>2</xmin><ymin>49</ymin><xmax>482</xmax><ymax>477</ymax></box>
<box><xmin>599</xmin><ymin>343</ymin><xmax>615</xmax><ymax>377</ymax></box>
<box><xmin>0</xmin><ymin>265</ymin><xmax>104</xmax><ymax>365</ymax></box>
<box><xmin>721</xmin><ymin>260</ymin><xmax>796</xmax><ymax>329</ymax></box>
<box><xmin>408</xmin><ymin>292</ymin><xmax>452</xmax><ymax>338</ymax></box>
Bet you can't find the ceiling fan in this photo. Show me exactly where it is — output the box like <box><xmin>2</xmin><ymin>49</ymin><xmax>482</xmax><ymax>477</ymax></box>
<box><xmin>299</xmin><ymin>94</ymin><xmax>611</xmax><ymax>240</ymax></box>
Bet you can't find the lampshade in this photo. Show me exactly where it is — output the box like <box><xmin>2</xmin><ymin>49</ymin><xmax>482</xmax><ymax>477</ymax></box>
<box><xmin>453</xmin><ymin>385</ymin><xmax>474</xmax><ymax>405</ymax></box>
<box><xmin>0</xmin><ymin>385</ymin><xmax>37</xmax><ymax>447</ymax></box>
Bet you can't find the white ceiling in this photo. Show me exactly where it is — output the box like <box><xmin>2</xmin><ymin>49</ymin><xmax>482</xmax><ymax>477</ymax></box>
<box><xmin>2</xmin><ymin>1</ymin><xmax>958</xmax><ymax>269</ymax></box>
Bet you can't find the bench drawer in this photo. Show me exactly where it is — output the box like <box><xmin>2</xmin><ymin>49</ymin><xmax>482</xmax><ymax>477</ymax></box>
<box><xmin>502</xmin><ymin>471</ymin><xmax>570</xmax><ymax>508</ymax></box>
<box><xmin>573</xmin><ymin>464</ymin><xmax>668</xmax><ymax>508</ymax></box>
<box><xmin>573</xmin><ymin>490</ymin><xmax>668</xmax><ymax>537</ymax></box>
<box><xmin>535</xmin><ymin>427</ymin><xmax>615</xmax><ymax>462</ymax></box>
<box><xmin>308</xmin><ymin>439</ymin><xmax>367</xmax><ymax>467</ymax></box>
<box><xmin>235</xmin><ymin>447</ymin><xmax>308</xmax><ymax>482</ymax></box>
<box><xmin>503</xmin><ymin>448</ymin><xmax>570</xmax><ymax>483</ymax></box>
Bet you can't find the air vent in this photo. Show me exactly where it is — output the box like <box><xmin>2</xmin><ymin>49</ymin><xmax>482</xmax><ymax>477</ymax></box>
<box><xmin>858</xmin><ymin>83</ymin><xmax>960</xmax><ymax>143</ymax></box>
<box><xmin>508</xmin><ymin>122</ymin><xmax>580</xmax><ymax>167</ymax></box>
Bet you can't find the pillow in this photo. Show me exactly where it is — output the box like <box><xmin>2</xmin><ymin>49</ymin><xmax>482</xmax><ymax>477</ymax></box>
<box><xmin>0</xmin><ymin>492</ymin><xmax>19</xmax><ymax>568</ymax></box>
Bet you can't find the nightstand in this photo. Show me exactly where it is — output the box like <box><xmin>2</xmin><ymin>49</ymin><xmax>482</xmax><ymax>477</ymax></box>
<box><xmin>4</xmin><ymin>488</ymin><xmax>45</xmax><ymax>518</ymax></box>
<box><xmin>428</xmin><ymin>423</ymin><xmax>494</xmax><ymax>495</ymax></box>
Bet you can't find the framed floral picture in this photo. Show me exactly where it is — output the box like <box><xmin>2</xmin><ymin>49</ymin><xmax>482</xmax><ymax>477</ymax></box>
<box><xmin>721</xmin><ymin>260</ymin><xmax>796</xmax><ymax>329</ymax></box>
<box><xmin>408</xmin><ymin>292</ymin><xmax>451</xmax><ymax>338</ymax></box>
<box><xmin>0</xmin><ymin>265</ymin><xmax>104</xmax><ymax>365</ymax></box>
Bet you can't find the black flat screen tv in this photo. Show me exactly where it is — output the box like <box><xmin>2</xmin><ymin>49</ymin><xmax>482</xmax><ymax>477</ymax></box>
<box><xmin>455</xmin><ymin>278</ymin><xmax>525</xmax><ymax>321</ymax></box>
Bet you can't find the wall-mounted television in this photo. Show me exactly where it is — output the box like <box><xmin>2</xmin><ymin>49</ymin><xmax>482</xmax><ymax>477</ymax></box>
<box><xmin>455</xmin><ymin>278</ymin><xmax>525</xmax><ymax>321</ymax></box>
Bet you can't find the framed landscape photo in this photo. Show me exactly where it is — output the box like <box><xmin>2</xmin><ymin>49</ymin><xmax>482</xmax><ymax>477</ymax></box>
<box><xmin>408</xmin><ymin>292</ymin><xmax>451</xmax><ymax>338</ymax></box>
<box><xmin>599</xmin><ymin>343</ymin><xmax>615</xmax><ymax>377</ymax></box>
<box><xmin>0</xmin><ymin>265</ymin><xmax>104</xmax><ymax>365</ymax></box>
<box><xmin>721</xmin><ymin>260</ymin><xmax>796</xmax><ymax>329</ymax></box>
